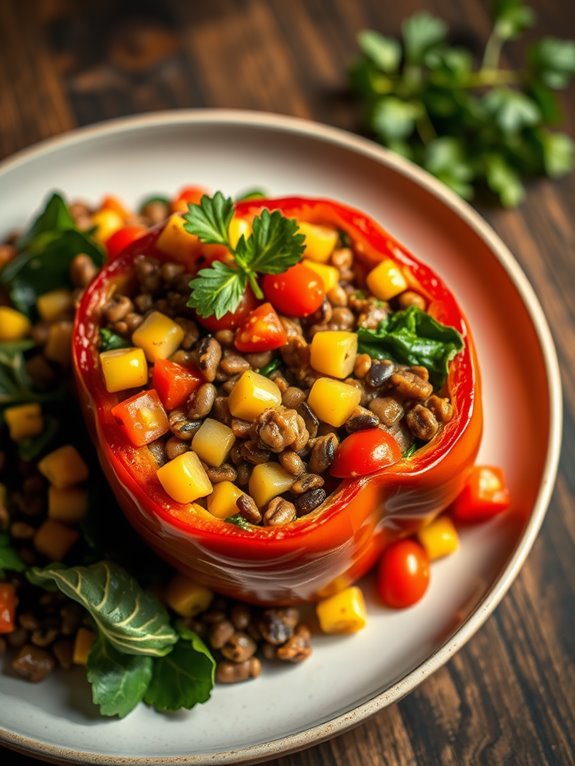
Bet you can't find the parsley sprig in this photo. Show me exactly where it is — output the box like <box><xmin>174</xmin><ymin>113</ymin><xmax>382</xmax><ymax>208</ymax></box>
<box><xmin>349</xmin><ymin>0</ymin><xmax>575</xmax><ymax>206</ymax></box>
<box><xmin>184</xmin><ymin>192</ymin><xmax>305</xmax><ymax>318</ymax></box>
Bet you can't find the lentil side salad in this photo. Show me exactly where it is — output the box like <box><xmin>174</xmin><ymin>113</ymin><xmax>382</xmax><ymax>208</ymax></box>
<box><xmin>0</xmin><ymin>188</ymin><xmax>509</xmax><ymax>718</ymax></box>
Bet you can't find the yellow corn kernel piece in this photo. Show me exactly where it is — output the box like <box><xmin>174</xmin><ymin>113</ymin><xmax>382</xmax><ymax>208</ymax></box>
<box><xmin>207</xmin><ymin>481</ymin><xmax>246</xmax><ymax>519</ymax></box>
<box><xmin>4</xmin><ymin>403</ymin><xmax>44</xmax><ymax>441</ymax></box>
<box><xmin>44</xmin><ymin>320</ymin><xmax>73</xmax><ymax>366</ymax></box>
<box><xmin>157</xmin><ymin>451</ymin><xmax>213</xmax><ymax>504</ymax></box>
<box><xmin>308</xmin><ymin>377</ymin><xmax>361</xmax><ymax>427</ymax></box>
<box><xmin>303</xmin><ymin>260</ymin><xmax>340</xmax><ymax>293</ymax></box>
<box><xmin>0</xmin><ymin>306</ymin><xmax>31</xmax><ymax>341</ymax></box>
<box><xmin>310</xmin><ymin>330</ymin><xmax>357</xmax><ymax>379</ymax></box>
<box><xmin>316</xmin><ymin>586</ymin><xmax>367</xmax><ymax>634</ymax></box>
<box><xmin>164</xmin><ymin>573</ymin><xmax>214</xmax><ymax>617</ymax></box>
<box><xmin>73</xmin><ymin>627</ymin><xmax>96</xmax><ymax>665</ymax></box>
<box><xmin>192</xmin><ymin>418</ymin><xmax>236</xmax><ymax>467</ymax></box>
<box><xmin>48</xmin><ymin>486</ymin><xmax>88</xmax><ymax>524</ymax></box>
<box><xmin>228</xmin><ymin>370</ymin><xmax>282</xmax><ymax>421</ymax></box>
<box><xmin>298</xmin><ymin>222</ymin><xmax>339</xmax><ymax>263</ymax></box>
<box><xmin>91</xmin><ymin>208</ymin><xmax>124</xmax><ymax>244</ymax></box>
<box><xmin>34</xmin><ymin>519</ymin><xmax>80</xmax><ymax>561</ymax></box>
<box><xmin>36</xmin><ymin>289</ymin><xmax>74</xmax><ymax>323</ymax></box>
<box><xmin>366</xmin><ymin>259</ymin><xmax>408</xmax><ymax>301</ymax></box>
<box><xmin>417</xmin><ymin>516</ymin><xmax>460</xmax><ymax>561</ymax></box>
<box><xmin>38</xmin><ymin>445</ymin><xmax>89</xmax><ymax>489</ymax></box>
<box><xmin>99</xmin><ymin>347</ymin><xmax>148</xmax><ymax>393</ymax></box>
<box><xmin>156</xmin><ymin>213</ymin><xmax>201</xmax><ymax>261</ymax></box>
<box><xmin>132</xmin><ymin>311</ymin><xmax>185</xmax><ymax>362</ymax></box>
<box><xmin>228</xmin><ymin>217</ymin><xmax>252</xmax><ymax>249</ymax></box>
<box><xmin>249</xmin><ymin>462</ymin><xmax>294</xmax><ymax>508</ymax></box>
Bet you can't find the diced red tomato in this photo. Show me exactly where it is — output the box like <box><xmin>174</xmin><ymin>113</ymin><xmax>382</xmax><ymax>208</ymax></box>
<box><xmin>234</xmin><ymin>302</ymin><xmax>287</xmax><ymax>352</ymax></box>
<box><xmin>262</xmin><ymin>262</ymin><xmax>325</xmax><ymax>317</ymax></box>
<box><xmin>152</xmin><ymin>359</ymin><xmax>203</xmax><ymax>410</ymax></box>
<box><xmin>105</xmin><ymin>226</ymin><xmax>147</xmax><ymax>260</ymax></box>
<box><xmin>171</xmin><ymin>186</ymin><xmax>209</xmax><ymax>213</ymax></box>
<box><xmin>376</xmin><ymin>540</ymin><xmax>430</xmax><ymax>609</ymax></box>
<box><xmin>0</xmin><ymin>583</ymin><xmax>17</xmax><ymax>634</ymax></box>
<box><xmin>451</xmin><ymin>465</ymin><xmax>511</xmax><ymax>523</ymax></box>
<box><xmin>111</xmin><ymin>389</ymin><xmax>170</xmax><ymax>447</ymax></box>
<box><xmin>194</xmin><ymin>287</ymin><xmax>259</xmax><ymax>332</ymax></box>
<box><xmin>330</xmin><ymin>429</ymin><xmax>402</xmax><ymax>478</ymax></box>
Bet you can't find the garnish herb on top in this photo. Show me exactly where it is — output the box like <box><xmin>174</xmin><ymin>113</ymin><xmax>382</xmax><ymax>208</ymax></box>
<box><xmin>184</xmin><ymin>192</ymin><xmax>305</xmax><ymax>318</ymax></box>
<box><xmin>349</xmin><ymin>1</ymin><xmax>575</xmax><ymax>206</ymax></box>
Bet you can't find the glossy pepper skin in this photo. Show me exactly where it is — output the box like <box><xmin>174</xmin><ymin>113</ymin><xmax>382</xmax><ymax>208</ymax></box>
<box><xmin>73</xmin><ymin>196</ymin><xmax>482</xmax><ymax>605</ymax></box>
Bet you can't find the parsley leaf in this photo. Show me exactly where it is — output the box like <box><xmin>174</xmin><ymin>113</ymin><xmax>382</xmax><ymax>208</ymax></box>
<box><xmin>183</xmin><ymin>191</ymin><xmax>234</xmax><ymax>246</ymax></box>
<box><xmin>188</xmin><ymin>261</ymin><xmax>248</xmax><ymax>319</ymax></box>
<box><xmin>235</xmin><ymin>209</ymin><xmax>304</xmax><ymax>275</ymax></box>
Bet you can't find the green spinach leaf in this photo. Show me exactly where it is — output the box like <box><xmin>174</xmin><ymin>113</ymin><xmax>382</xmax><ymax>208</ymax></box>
<box><xmin>99</xmin><ymin>328</ymin><xmax>131</xmax><ymax>351</ymax></box>
<box><xmin>0</xmin><ymin>532</ymin><xmax>27</xmax><ymax>577</ymax></box>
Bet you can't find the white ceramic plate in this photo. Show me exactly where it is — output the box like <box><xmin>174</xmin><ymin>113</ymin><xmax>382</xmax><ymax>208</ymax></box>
<box><xmin>0</xmin><ymin>111</ymin><xmax>562</xmax><ymax>765</ymax></box>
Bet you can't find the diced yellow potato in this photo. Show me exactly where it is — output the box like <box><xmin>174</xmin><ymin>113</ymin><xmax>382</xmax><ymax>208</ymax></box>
<box><xmin>298</xmin><ymin>222</ymin><xmax>339</xmax><ymax>263</ymax></box>
<box><xmin>310</xmin><ymin>331</ymin><xmax>358</xmax><ymax>379</ymax></box>
<box><xmin>100</xmin><ymin>347</ymin><xmax>148</xmax><ymax>393</ymax></box>
<box><xmin>132</xmin><ymin>311</ymin><xmax>185</xmax><ymax>362</ymax></box>
<box><xmin>155</xmin><ymin>213</ymin><xmax>201</xmax><ymax>261</ymax></box>
<box><xmin>228</xmin><ymin>217</ymin><xmax>252</xmax><ymax>248</ymax></box>
<box><xmin>48</xmin><ymin>486</ymin><xmax>88</xmax><ymax>524</ymax></box>
<box><xmin>207</xmin><ymin>481</ymin><xmax>246</xmax><ymax>519</ymax></box>
<box><xmin>249</xmin><ymin>462</ymin><xmax>294</xmax><ymax>508</ymax></box>
<box><xmin>38</xmin><ymin>445</ymin><xmax>89</xmax><ymax>489</ymax></box>
<box><xmin>308</xmin><ymin>377</ymin><xmax>361</xmax><ymax>427</ymax></box>
<box><xmin>44</xmin><ymin>320</ymin><xmax>73</xmax><ymax>366</ymax></box>
<box><xmin>36</xmin><ymin>289</ymin><xmax>74</xmax><ymax>323</ymax></box>
<box><xmin>303</xmin><ymin>260</ymin><xmax>340</xmax><ymax>292</ymax></box>
<box><xmin>91</xmin><ymin>208</ymin><xmax>124</xmax><ymax>244</ymax></box>
<box><xmin>316</xmin><ymin>586</ymin><xmax>367</xmax><ymax>634</ymax></box>
<box><xmin>164</xmin><ymin>573</ymin><xmax>214</xmax><ymax>617</ymax></box>
<box><xmin>157</xmin><ymin>451</ymin><xmax>213</xmax><ymax>504</ymax></box>
<box><xmin>34</xmin><ymin>519</ymin><xmax>80</xmax><ymax>561</ymax></box>
<box><xmin>417</xmin><ymin>516</ymin><xmax>460</xmax><ymax>560</ymax></box>
<box><xmin>4</xmin><ymin>403</ymin><xmax>44</xmax><ymax>441</ymax></box>
<box><xmin>73</xmin><ymin>627</ymin><xmax>96</xmax><ymax>665</ymax></box>
<box><xmin>0</xmin><ymin>306</ymin><xmax>31</xmax><ymax>341</ymax></box>
<box><xmin>192</xmin><ymin>418</ymin><xmax>236</xmax><ymax>467</ymax></box>
<box><xmin>366</xmin><ymin>259</ymin><xmax>408</xmax><ymax>301</ymax></box>
<box><xmin>228</xmin><ymin>370</ymin><xmax>282</xmax><ymax>421</ymax></box>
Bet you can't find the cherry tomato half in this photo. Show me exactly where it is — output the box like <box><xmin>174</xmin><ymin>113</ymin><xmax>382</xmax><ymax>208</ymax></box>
<box><xmin>451</xmin><ymin>465</ymin><xmax>511</xmax><ymax>523</ymax></box>
<box><xmin>193</xmin><ymin>288</ymin><xmax>259</xmax><ymax>333</ymax></box>
<box><xmin>377</xmin><ymin>540</ymin><xmax>430</xmax><ymax>609</ymax></box>
<box><xmin>262</xmin><ymin>262</ymin><xmax>325</xmax><ymax>317</ymax></box>
<box><xmin>330</xmin><ymin>429</ymin><xmax>402</xmax><ymax>478</ymax></box>
<box><xmin>234</xmin><ymin>302</ymin><xmax>287</xmax><ymax>352</ymax></box>
<box><xmin>105</xmin><ymin>226</ymin><xmax>147</xmax><ymax>260</ymax></box>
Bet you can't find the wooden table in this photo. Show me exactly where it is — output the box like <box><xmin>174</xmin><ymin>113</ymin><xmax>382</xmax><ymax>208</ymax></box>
<box><xmin>1</xmin><ymin>1</ymin><xmax>573</xmax><ymax>764</ymax></box>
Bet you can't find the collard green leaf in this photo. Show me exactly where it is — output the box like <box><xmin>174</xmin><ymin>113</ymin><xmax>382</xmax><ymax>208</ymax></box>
<box><xmin>0</xmin><ymin>533</ymin><xmax>27</xmax><ymax>578</ymax></box>
<box><xmin>529</xmin><ymin>38</ymin><xmax>575</xmax><ymax>89</ymax></box>
<box><xmin>28</xmin><ymin>561</ymin><xmax>178</xmax><ymax>656</ymax></box>
<box><xmin>235</xmin><ymin>209</ymin><xmax>305</xmax><ymax>275</ymax></box>
<box><xmin>358</xmin><ymin>30</ymin><xmax>402</xmax><ymax>73</ymax></box>
<box><xmin>87</xmin><ymin>636</ymin><xmax>153</xmax><ymax>718</ymax></box>
<box><xmin>187</xmin><ymin>261</ymin><xmax>247</xmax><ymax>319</ymax></box>
<box><xmin>402</xmin><ymin>12</ymin><xmax>447</xmax><ymax>64</ymax></box>
<box><xmin>183</xmin><ymin>191</ymin><xmax>234</xmax><ymax>246</ymax></box>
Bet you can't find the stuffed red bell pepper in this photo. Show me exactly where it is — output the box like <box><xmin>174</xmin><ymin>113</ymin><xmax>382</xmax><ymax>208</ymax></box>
<box><xmin>72</xmin><ymin>194</ymin><xmax>482</xmax><ymax>605</ymax></box>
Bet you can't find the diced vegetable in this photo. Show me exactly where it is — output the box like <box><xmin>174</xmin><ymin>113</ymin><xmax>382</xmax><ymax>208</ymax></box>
<box><xmin>376</xmin><ymin>540</ymin><xmax>430</xmax><ymax>608</ymax></box>
<box><xmin>132</xmin><ymin>311</ymin><xmax>185</xmax><ymax>362</ymax></box>
<box><xmin>48</xmin><ymin>486</ymin><xmax>88</xmax><ymax>524</ymax></box>
<box><xmin>262</xmin><ymin>262</ymin><xmax>325</xmax><ymax>317</ymax></box>
<box><xmin>228</xmin><ymin>216</ymin><xmax>252</xmax><ymax>248</ymax></box>
<box><xmin>44</xmin><ymin>321</ymin><xmax>73</xmax><ymax>366</ymax></box>
<box><xmin>99</xmin><ymin>347</ymin><xmax>148</xmax><ymax>393</ymax></box>
<box><xmin>303</xmin><ymin>260</ymin><xmax>340</xmax><ymax>292</ymax></box>
<box><xmin>330</xmin><ymin>428</ymin><xmax>402</xmax><ymax>478</ymax></box>
<box><xmin>152</xmin><ymin>358</ymin><xmax>203</xmax><ymax>410</ymax></box>
<box><xmin>155</xmin><ymin>213</ymin><xmax>201</xmax><ymax>260</ymax></box>
<box><xmin>228</xmin><ymin>370</ymin><xmax>282</xmax><ymax>421</ymax></box>
<box><xmin>0</xmin><ymin>306</ymin><xmax>31</xmax><ymax>341</ymax></box>
<box><xmin>156</xmin><ymin>452</ymin><xmax>213</xmax><ymax>504</ymax></box>
<box><xmin>91</xmin><ymin>209</ymin><xmax>124</xmax><ymax>244</ymax></box>
<box><xmin>38</xmin><ymin>445</ymin><xmax>89</xmax><ymax>489</ymax></box>
<box><xmin>34</xmin><ymin>519</ymin><xmax>80</xmax><ymax>560</ymax></box>
<box><xmin>164</xmin><ymin>573</ymin><xmax>214</xmax><ymax>617</ymax></box>
<box><xmin>36</xmin><ymin>289</ymin><xmax>73</xmax><ymax>322</ymax></box>
<box><xmin>0</xmin><ymin>583</ymin><xmax>17</xmax><ymax>634</ymax></box>
<box><xmin>73</xmin><ymin>627</ymin><xmax>96</xmax><ymax>665</ymax></box>
<box><xmin>206</xmin><ymin>481</ymin><xmax>246</xmax><ymax>519</ymax></box>
<box><xmin>417</xmin><ymin>516</ymin><xmax>459</xmax><ymax>560</ymax></box>
<box><xmin>249</xmin><ymin>462</ymin><xmax>294</xmax><ymax>508</ymax></box>
<box><xmin>100</xmin><ymin>194</ymin><xmax>131</xmax><ymax>221</ymax></box>
<box><xmin>366</xmin><ymin>259</ymin><xmax>408</xmax><ymax>301</ymax></box>
<box><xmin>105</xmin><ymin>226</ymin><xmax>147</xmax><ymax>260</ymax></box>
<box><xmin>298</xmin><ymin>222</ymin><xmax>339</xmax><ymax>263</ymax></box>
<box><xmin>234</xmin><ymin>303</ymin><xmax>287</xmax><ymax>352</ymax></box>
<box><xmin>170</xmin><ymin>185</ymin><xmax>207</xmax><ymax>213</ymax></box>
<box><xmin>191</xmin><ymin>418</ymin><xmax>236</xmax><ymax>467</ymax></box>
<box><xmin>316</xmin><ymin>586</ymin><xmax>367</xmax><ymax>634</ymax></box>
<box><xmin>451</xmin><ymin>465</ymin><xmax>511</xmax><ymax>523</ymax></box>
<box><xmin>310</xmin><ymin>330</ymin><xmax>358</xmax><ymax>378</ymax></box>
<box><xmin>307</xmin><ymin>377</ymin><xmax>361</xmax><ymax>427</ymax></box>
<box><xmin>4</xmin><ymin>403</ymin><xmax>44</xmax><ymax>441</ymax></box>
<box><xmin>110</xmin><ymin>389</ymin><xmax>170</xmax><ymax>447</ymax></box>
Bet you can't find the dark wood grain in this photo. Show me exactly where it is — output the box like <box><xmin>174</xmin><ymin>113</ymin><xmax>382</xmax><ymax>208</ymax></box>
<box><xmin>1</xmin><ymin>0</ymin><xmax>574</xmax><ymax>764</ymax></box>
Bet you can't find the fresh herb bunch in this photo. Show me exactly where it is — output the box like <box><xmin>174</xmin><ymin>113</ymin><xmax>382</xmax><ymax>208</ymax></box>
<box><xmin>349</xmin><ymin>0</ymin><xmax>575</xmax><ymax>206</ymax></box>
<box><xmin>184</xmin><ymin>192</ymin><xmax>305</xmax><ymax>318</ymax></box>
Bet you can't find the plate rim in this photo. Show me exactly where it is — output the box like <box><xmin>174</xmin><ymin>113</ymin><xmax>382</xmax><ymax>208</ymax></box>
<box><xmin>0</xmin><ymin>108</ymin><xmax>563</xmax><ymax>766</ymax></box>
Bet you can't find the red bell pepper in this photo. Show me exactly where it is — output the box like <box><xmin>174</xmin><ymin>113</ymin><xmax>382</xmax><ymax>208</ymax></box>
<box><xmin>73</xmin><ymin>196</ymin><xmax>482</xmax><ymax>606</ymax></box>
<box><xmin>110</xmin><ymin>389</ymin><xmax>170</xmax><ymax>448</ymax></box>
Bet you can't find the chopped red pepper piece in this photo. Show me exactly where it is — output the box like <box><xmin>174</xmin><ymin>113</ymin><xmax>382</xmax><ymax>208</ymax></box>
<box><xmin>451</xmin><ymin>465</ymin><xmax>511</xmax><ymax>523</ymax></box>
<box><xmin>152</xmin><ymin>359</ymin><xmax>203</xmax><ymax>410</ymax></box>
<box><xmin>105</xmin><ymin>226</ymin><xmax>147</xmax><ymax>260</ymax></box>
<box><xmin>330</xmin><ymin>429</ymin><xmax>402</xmax><ymax>478</ymax></box>
<box><xmin>0</xmin><ymin>583</ymin><xmax>17</xmax><ymax>634</ymax></box>
<box><xmin>234</xmin><ymin>302</ymin><xmax>287</xmax><ymax>352</ymax></box>
<box><xmin>110</xmin><ymin>389</ymin><xmax>170</xmax><ymax>447</ymax></box>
